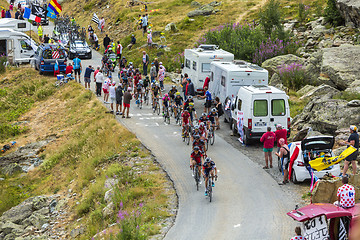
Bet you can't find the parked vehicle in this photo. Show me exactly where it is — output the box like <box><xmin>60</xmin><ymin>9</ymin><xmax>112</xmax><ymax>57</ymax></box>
<box><xmin>209</xmin><ymin>60</ymin><xmax>268</xmax><ymax>103</ymax></box>
<box><xmin>287</xmin><ymin>203</ymin><xmax>359</xmax><ymax>239</ymax></box>
<box><xmin>228</xmin><ymin>85</ymin><xmax>291</xmax><ymax>145</ymax></box>
<box><xmin>289</xmin><ymin>136</ymin><xmax>340</xmax><ymax>183</ymax></box>
<box><xmin>31</xmin><ymin>17</ymin><xmax>49</xmax><ymax>26</ymax></box>
<box><xmin>182</xmin><ymin>44</ymin><xmax>234</xmax><ymax>94</ymax></box>
<box><xmin>68</xmin><ymin>40</ymin><xmax>92</xmax><ymax>59</ymax></box>
<box><xmin>33</xmin><ymin>43</ymin><xmax>67</xmax><ymax>74</ymax></box>
<box><xmin>0</xmin><ymin>19</ymin><xmax>32</xmax><ymax>32</ymax></box>
<box><xmin>0</xmin><ymin>29</ymin><xmax>35</xmax><ymax>64</ymax></box>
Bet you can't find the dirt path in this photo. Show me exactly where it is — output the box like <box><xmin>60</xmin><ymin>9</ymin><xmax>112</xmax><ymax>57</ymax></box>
<box><xmin>235</xmin><ymin>0</ymin><xmax>268</xmax><ymax>23</ymax></box>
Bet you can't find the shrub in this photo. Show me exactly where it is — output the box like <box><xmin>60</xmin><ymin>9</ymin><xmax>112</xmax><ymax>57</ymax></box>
<box><xmin>298</xmin><ymin>3</ymin><xmax>310</xmax><ymax>24</ymax></box>
<box><xmin>278</xmin><ymin>62</ymin><xmax>307</xmax><ymax>90</ymax></box>
<box><xmin>324</xmin><ymin>0</ymin><xmax>344</xmax><ymax>26</ymax></box>
<box><xmin>258</xmin><ymin>0</ymin><xmax>283</xmax><ymax>36</ymax></box>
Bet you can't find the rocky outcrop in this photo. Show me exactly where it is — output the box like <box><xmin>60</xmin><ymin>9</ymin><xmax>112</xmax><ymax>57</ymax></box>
<box><xmin>187</xmin><ymin>1</ymin><xmax>221</xmax><ymax>17</ymax></box>
<box><xmin>261</xmin><ymin>54</ymin><xmax>306</xmax><ymax>77</ymax></box>
<box><xmin>299</xmin><ymin>84</ymin><xmax>340</xmax><ymax>100</ymax></box>
<box><xmin>336</xmin><ymin>0</ymin><xmax>360</xmax><ymax>27</ymax></box>
<box><xmin>164</xmin><ymin>23</ymin><xmax>177</xmax><ymax>32</ymax></box>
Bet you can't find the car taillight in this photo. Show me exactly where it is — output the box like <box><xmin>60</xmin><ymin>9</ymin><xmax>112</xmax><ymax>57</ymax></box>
<box><xmin>287</xmin><ymin>117</ymin><xmax>291</xmax><ymax>130</ymax></box>
<box><xmin>41</xmin><ymin>61</ymin><xmax>44</xmax><ymax>65</ymax></box>
<box><xmin>248</xmin><ymin>119</ymin><xmax>252</xmax><ymax>130</ymax></box>
<box><xmin>64</xmin><ymin>60</ymin><xmax>67</xmax><ymax>64</ymax></box>
<box><xmin>297</xmin><ymin>161</ymin><xmax>305</xmax><ymax>166</ymax></box>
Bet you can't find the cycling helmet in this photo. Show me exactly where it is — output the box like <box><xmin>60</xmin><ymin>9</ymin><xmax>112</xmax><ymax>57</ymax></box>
<box><xmin>183</xmin><ymin>108</ymin><xmax>188</xmax><ymax>112</ymax></box>
<box><xmin>194</xmin><ymin>125</ymin><xmax>200</xmax><ymax>130</ymax></box>
<box><xmin>156</xmin><ymin>82</ymin><xmax>160</xmax><ymax>87</ymax></box>
<box><xmin>129</xmin><ymin>62</ymin><xmax>133</xmax><ymax>65</ymax></box>
<box><xmin>211</xmin><ymin>108</ymin><xmax>217</xmax><ymax>113</ymax></box>
<box><xmin>199</xmin><ymin>122</ymin><xmax>205</xmax><ymax>127</ymax></box>
<box><xmin>205</xmin><ymin>157</ymin><xmax>211</xmax><ymax>162</ymax></box>
<box><xmin>194</xmin><ymin>135</ymin><xmax>200</xmax><ymax>140</ymax></box>
<box><xmin>145</xmin><ymin>76</ymin><xmax>149</xmax><ymax>79</ymax></box>
<box><xmin>189</xmin><ymin>102</ymin><xmax>194</xmax><ymax>107</ymax></box>
<box><xmin>139</xmin><ymin>80</ymin><xmax>143</xmax><ymax>84</ymax></box>
<box><xmin>172</xmin><ymin>85</ymin><xmax>176</xmax><ymax>88</ymax></box>
<box><xmin>193</xmin><ymin>146</ymin><xmax>200</xmax><ymax>151</ymax></box>
<box><xmin>165</xmin><ymin>93</ymin><xmax>169</xmax><ymax>97</ymax></box>
<box><xmin>202</xmin><ymin>113</ymin><xmax>207</xmax><ymax>117</ymax></box>
<box><xmin>188</xmin><ymin>96</ymin><xmax>193</xmax><ymax>100</ymax></box>
<box><xmin>175</xmin><ymin>92</ymin><xmax>181</xmax><ymax>96</ymax></box>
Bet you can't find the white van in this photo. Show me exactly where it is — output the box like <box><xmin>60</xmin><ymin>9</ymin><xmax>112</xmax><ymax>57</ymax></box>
<box><xmin>209</xmin><ymin>60</ymin><xmax>268</xmax><ymax>102</ymax></box>
<box><xmin>182</xmin><ymin>44</ymin><xmax>234</xmax><ymax>94</ymax></box>
<box><xmin>0</xmin><ymin>19</ymin><xmax>32</xmax><ymax>32</ymax></box>
<box><xmin>0</xmin><ymin>29</ymin><xmax>36</xmax><ymax>64</ymax></box>
<box><xmin>230</xmin><ymin>85</ymin><xmax>291</xmax><ymax>145</ymax></box>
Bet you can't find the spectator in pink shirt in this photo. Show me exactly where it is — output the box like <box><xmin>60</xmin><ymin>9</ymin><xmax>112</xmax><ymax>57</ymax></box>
<box><xmin>260</xmin><ymin>127</ymin><xmax>276</xmax><ymax>169</ymax></box>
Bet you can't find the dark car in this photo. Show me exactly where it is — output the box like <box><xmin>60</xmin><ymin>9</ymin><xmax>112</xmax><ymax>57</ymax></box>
<box><xmin>68</xmin><ymin>40</ymin><xmax>92</xmax><ymax>59</ymax></box>
<box><xmin>34</xmin><ymin>43</ymin><xmax>67</xmax><ymax>74</ymax></box>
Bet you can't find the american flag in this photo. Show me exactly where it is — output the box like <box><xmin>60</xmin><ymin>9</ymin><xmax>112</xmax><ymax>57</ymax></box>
<box><xmin>52</xmin><ymin>51</ymin><xmax>60</xmax><ymax>59</ymax></box>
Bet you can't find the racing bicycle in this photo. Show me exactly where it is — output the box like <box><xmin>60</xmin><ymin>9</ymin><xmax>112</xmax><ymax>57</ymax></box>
<box><xmin>152</xmin><ymin>97</ymin><xmax>160</xmax><ymax>115</ymax></box>
<box><xmin>163</xmin><ymin>106</ymin><xmax>170</xmax><ymax>124</ymax></box>
<box><xmin>193</xmin><ymin>164</ymin><xmax>201</xmax><ymax>191</ymax></box>
<box><xmin>205</xmin><ymin>175</ymin><xmax>217</xmax><ymax>202</ymax></box>
<box><xmin>182</xmin><ymin>125</ymin><xmax>190</xmax><ymax>145</ymax></box>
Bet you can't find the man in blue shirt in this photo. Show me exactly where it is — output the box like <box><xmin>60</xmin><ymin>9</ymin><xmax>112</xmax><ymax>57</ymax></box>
<box><xmin>198</xmin><ymin>87</ymin><xmax>212</xmax><ymax>113</ymax></box>
<box><xmin>72</xmin><ymin>55</ymin><xmax>82</xmax><ymax>83</ymax></box>
<box><xmin>84</xmin><ymin>65</ymin><xmax>94</xmax><ymax>90</ymax></box>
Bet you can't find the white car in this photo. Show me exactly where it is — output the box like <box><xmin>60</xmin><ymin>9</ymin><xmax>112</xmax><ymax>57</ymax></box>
<box><xmin>288</xmin><ymin>136</ymin><xmax>340</xmax><ymax>183</ymax></box>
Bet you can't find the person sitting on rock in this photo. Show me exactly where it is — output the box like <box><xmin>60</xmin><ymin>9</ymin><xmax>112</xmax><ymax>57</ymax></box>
<box><xmin>334</xmin><ymin>176</ymin><xmax>355</xmax><ymax>208</ymax></box>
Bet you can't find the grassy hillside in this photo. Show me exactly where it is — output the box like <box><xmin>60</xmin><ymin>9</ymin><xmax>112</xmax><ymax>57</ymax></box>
<box><xmin>0</xmin><ymin>68</ymin><xmax>175</xmax><ymax>239</ymax></box>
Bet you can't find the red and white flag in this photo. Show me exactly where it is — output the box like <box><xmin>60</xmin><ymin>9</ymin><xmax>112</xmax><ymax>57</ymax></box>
<box><xmin>52</xmin><ymin>51</ymin><xmax>60</xmax><ymax>59</ymax></box>
<box><xmin>29</xmin><ymin>14</ymin><xmax>41</xmax><ymax>23</ymax></box>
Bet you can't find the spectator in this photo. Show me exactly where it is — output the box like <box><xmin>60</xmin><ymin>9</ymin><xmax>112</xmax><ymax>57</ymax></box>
<box><xmin>43</xmin><ymin>34</ymin><xmax>49</xmax><ymax>43</ymax></box>
<box><xmin>99</xmin><ymin>17</ymin><xmax>105</xmax><ymax>32</ymax></box>
<box><xmin>93</xmin><ymin>33</ymin><xmax>99</xmax><ymax>50</ymax></box>
<box><xmin>5</xmin><ymin>9</ymin><xmax>11</xmax><ymax>18</ymax></box>
<box><xmin>65</xmin><ymin>63</ymin><xmax>73</xmax><ymax>75</ymax></box>
<box><xmin>94</xmin><ymin>66</ymin><xmax>100</xmax><ymax>78</ymax></box>
<box><xmin>342</xmin><ymin>125</ymin><xmax>359</xmax><ymax>176</ymax></box>
<box><xmin>72</xmin><ymin>55</ymin><xmax>82</xmax><ymax>83</ymax></box>
<box><xmin>1</xmin><ymin>9</ymin><xmax>5</xmax><ymax>18</ymax></box>
<box><xmin>214</xmin><ymin>96</ymin><xmax>223</xmax><ymax>129</ymax></box>
<box><xmin>186</xmin><ymin>78</ymin><xmax>195</xmax><ymax>97</ymax></box>
<box><xmin>84</xmin><ymin>65</ymin><xmax>94</xmax><ymax>90</ymax></box>
<box><xmin>197</xmin><ymin>86</ymin><xmax>212</xmax><ymax>113</ymax></box>
<box><xmin>122</xmin><ymin>87</ymin><xmax>132</xmax><ymax>118</ymax></box>
<box><xmin>53</xmin><ymin>60</ymin><xmax>59</xmax><ymax>77</ymax></box>
<box><xmin>142</xmin><ymin>14</ymin><xmax>147</xmax><ymax>36</ymax></box>
<box><xmin>95</xmin><ymin>69</ymin><xmax>104</xmax><ymax>96</ymax></box>
<box><xmin>142</xmin><ymin>51</ymin><xmax>149</xmax><ymax>76</ymax></box>
<box><xmin>103</xmin><ymin>75</ymin><xmax>111</xmax><ymax>103</ymax></box>
<box><xmin>150</xmin><ymin>62</ymin><xmax>156</xmax><ymax>82</ymax></box>
<box><xmin>9</xmin><ymin>4</ymin><xmax>13</xmax><ymax>11</ymax></box>
<box><xmin>103</xmin><ymin>34</ymin><xmax>110</xmax><ymax>50</ymax></box>
<box><xmin>115</xmin><ymin>83</ymin><xmax>123</xmax><ymax>115</ymax></box>
<box><xmin>131</xmin><ymin>34</ymin><xmax>136</xmax><ymax>44</ymax></box>
<box><xmin>109</xmin><ymin>81</ymin><xmax>116</xmax><ymax>113</ymax></box>
<box><xmin>275</xmin><ymin>124</ymin><xmax>288</xmax><ymax>151</ymax></box>
<box><xmin>116</xmin><ymin>41</ymin><xmax>122</xmax><ymax>60</ymax></box>
<box><xmin>203</xmin><ymin>76</ymin><xmax>210</xmax><ymax>90</ymax></box>
<box><xmin>37</xmin><ymin>24</ymin><xmax>43</xmax><ymax>42</ymax></box>
<box><xmin>275</xmin><ymin>138</ymin><xmax>290</xmax><ymax>185</ymax></box>
<box><xmin>290</xmin><ymin>226</ymin><xmax>305</xmax><ymax>240</ymax></box>
<box><xmin>157</xmin><ymin>65</ymin><xmax>165</xmax><ymax>91</ymax></box>
<box><xmin>88</xmin><ymin>25</ymin><xmax>94</xmax><ymax>36</ymax></box>
<box><xmin>137</xmin><ymin>14</ymin><xmax>142</xmax><ymax>30</ymax></box>
<box><xmin>15</xmin><ymin>10</ymin><xmax>19</xmax><ymax>19</ymax></box>
<box><xmin>182</xmin><ymin>73</ymin><xmax>188</xmax><ymax>100</ymax></box>
<box><xmin>260</xmin><ymin>127</ymin><xmax>276</xmax><ymax>169</ymax></box>
<box><xmin>147</xmin><ymin>30</ymin><xmax>152</xmax><ymax>47</ymax></box>
<box><xmin>334</xmin><ymin>176</ymin><xmax>355</xmax><ymax>208</ymax></box>
<box><xmin>154</xmin><ymin>58</ymin><xmax>159</xmax><ymax>73</ymax></box>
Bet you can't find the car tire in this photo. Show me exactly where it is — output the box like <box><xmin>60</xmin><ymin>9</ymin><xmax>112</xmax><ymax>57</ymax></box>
<box><xmin>39</xmin><ymin>68</ymin><xmax>43</xmax><ymax>75</ymax></box>
<box><xmin>243</xmin><ymin>130</ymin><xmax>251</xmax><ymax>145</ymax></box>
<box><xmin>291</xmin><ymin>169</ymin><xmax>299</xmax><ymax>184</ymax></box>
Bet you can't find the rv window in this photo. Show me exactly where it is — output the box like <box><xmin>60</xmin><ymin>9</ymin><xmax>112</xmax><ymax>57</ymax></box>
<box><xmin>253</xmin><ymin>100</ymin><xmax>268</xmax><ymax>117</ymax></box>
<box><xmin>20</xmin><ymin>40</ymin><xmax>32</xmax><ymax>50</ymax></box>
<box><xmin>202</xmin><ymin>63</ymin><xmax>210</xmax><ymax>72</ymax></box>
<box><xmin>237</xmin><ymin>99</ymin><xmax>242</xmax><ymax>111</ymax></box>
<box><xmin>185</xmin><ymin>59</ymin><xmax>190</xmax><ymax>68</ymax></box>
<box><xmin>17</xmin><ymin>23</ymin><xmax>26</xmax><ymax>28</ymax></box>
<box><xmin>193</xmin><ymin>61</ymin><xmax>197</xmax><ymax>71</ymax></box>
<box><xmin>221</xmin><ymin>76</ymin><xmax>226</xmax><ymax>87</ymax></box>
<box><xmin>271</xmin><ymin>99</ymin><xmax>286</xmax><ymax>116</ymax></box>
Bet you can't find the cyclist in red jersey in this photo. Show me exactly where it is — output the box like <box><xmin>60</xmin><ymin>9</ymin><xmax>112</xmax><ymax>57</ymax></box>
<box><xmin>181</xmin><ymin>109</ymin><xmax>191</xmax><ymax>137</ymax></box>
<box><xmin>190</xmin><ymin>146</ymin><xmax>204</xmax><ymax>180</ymax></box>
<box><xmin>193</xmin><ymin>135</ymin><xmax>206</xmax><ymax>155</ymax></box>
<box><xmin>199</xmin><ymin>122</ymin><xmax>208</xmax><ymax>140</ymax></box>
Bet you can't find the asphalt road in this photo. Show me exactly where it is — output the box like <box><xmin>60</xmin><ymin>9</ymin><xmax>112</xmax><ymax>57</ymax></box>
<box><xmin>43</xmin><ymin>24</ymin><xmax>297</xmax><ymax>239</ymax></box>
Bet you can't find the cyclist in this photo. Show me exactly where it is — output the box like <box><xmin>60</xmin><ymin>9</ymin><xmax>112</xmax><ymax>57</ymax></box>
<box><xmin>135</xmin><ymin>80</ymin><xmax>144</xmax><ymax>104</ymax></box>
<box><xmin>183</xmin><ymin>95</ymin><xmax>194</xmax><ymax>110</ymax></box>
<box><xmin>207</xmin><ymin>108</ymin><xmax>218</xmax><ymax>129</ymax></box>
<box><xmin>199</xmin><ymin>122</ymin><xmax>208</xmax><ymax>141</ymax></box>
<box><xmin>162</xmin><ymin>93</ymin><xmax>171</xmax><ymax>116</ymax></box>
<box><xmin>187</xmin><ymin>102</ymin><xmax>197</xmax><ymax>124</ymax></box>
<box><xmin>190</xmin><ymin>146</ymin><xmax>204</xmax><ymax>181</ymax></box>
<box><xmin>151</xmin><ymin>82</ymin><xmax>162</xmax><ymax>110</ymax></box>
<box><xmin>191</xmin><ymin>125</ymin><xmax>201</xmax><ymax>142</ymax></box>
<box><xmin>181</xmin><ymin>109</ymin><xmax>191</xmax><ymax>137</ymax></box>
<box><xmin>143</xmin><ymin>76</ymin><xmax>150</xmax><ymax>102</ymax></box>
<box><xmin>202</xmin><ymin>157</ymin><xmax>218</xmax><ymax>196</ymax></box>
<box><xmin>168</xmin><ymin>85</ymin><xmax>177</xmax><ymax>101</ymax></box>
<box><xmin>193</xmin><ymin>135</ymin><xmax>206</xmax><ymax>155</ymax></box>
<box><xmin>199</xmin><ymin>112</ymin><xmax>209</xmax><ymax>126</ymax></box>
<box><xmin>173</xmin><ymin>92</ymin><xmax>183</xmax><ymax>119</ymax></box>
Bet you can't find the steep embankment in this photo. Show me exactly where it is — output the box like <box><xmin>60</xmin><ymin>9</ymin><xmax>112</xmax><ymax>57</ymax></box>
<box><xmin>0</xmin><ymin>68</ymin><xmax>176</xmax><ymax>239</ymax></box>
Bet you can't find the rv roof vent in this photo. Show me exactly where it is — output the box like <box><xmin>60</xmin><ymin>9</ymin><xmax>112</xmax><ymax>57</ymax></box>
<box><xmin>253</xmin><ymin>85</ymin><xmax>271</xmax><ymax>90</ymax></box>
<box><xmin>233</xmin><ymin>60</ymin><xmax>247</xmax><ymax>65</ymax></box>
<box><xmin>221</xmin><ymin>62</ymin><xmax>231</xmax><ymax>65</ymax></box>
<box><xmin>198</xmin><ymin>45</ymin><xmax>218</xmax><ymax>51</ymax></box>
<box><xmin>248</xmin><ymin>64</ymin><xmax>264</xmax><ymax>71</ymax></box>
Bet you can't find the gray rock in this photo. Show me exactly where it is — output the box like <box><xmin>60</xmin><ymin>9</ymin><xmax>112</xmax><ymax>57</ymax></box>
<box><xmin>336</xmin><ymin>0</ymin><xmax>360</xmax><ymax>28</ymax></box>
<box><xmin>347</xmin><ymin>100</ymin><xmax>360</xmax><ymax>107</ymax></box>
<box><xmin>4</xmin><ymin>233</ymin><xmax>16</xmax><ymax>240</ymax></box>
<box><xmin>104</xmin><ymin>178</ymin><xmax>118</xmax><ymax>189</ymax></box>
<box><xmin>297</xmin><ymin>85</ymin><xmax>315</xmax><ymax>96</ymax></box>
<box><xmin>70</xmin><ymin>226</ymin><xmax>85</xmax><ymax>238</ymax></box>
<box><xmin>32</xmin><ymin>196</ymin><xmax>48</xmax><ymax>211</ymax></box>
<box><xmin>164</xmin><ymin>23</ymin><xmax>177</xmax><ymax>32</ymax></box>
<box><xmin>0</xmin><ymin>221</ymin><xmax>24</xmax><ymax>235</ymax></box>
<box><xmin>104</xmin><ymin>189</ymin><xmax>114</xmax><ymax>204</ymax></box>
<box><xmin>300</xmin><ymin>84</ymin><xmax>340</xmax><ymax>100</ymax></box>
<box><xmin>190</xmin><ymin>1</ymin><xmax>201</xmax><ymax>7</ymax></box>
<box><xmin>151</xmin><ymin>31</ymin><xmax>162</xmax><ymax>37</ymax></box>
<box><xmin>22</xmin><ymin>212</ymin><xmax>48</xmax><ymax>229</ymax></box>
<box><xmin>187</xmin><ymin>5</ymin><xmax>214</xmax><ymax>17</ymax></box>
<box><xmin>102</xmin><ymin>202</ymin><xmax>115</xmax><ymax>218</ymax></box>
<box><xmin>261</xmin><ymin>54</ymin><xmax>306</xmax><ymax>78</ymax></box>
<box><xmin>1</xmin><ymin>163</ymin><xmax>22</xmax><ymax>175</ymax></box>
<box><xmin>0</xmin><ymin>202</ymin><xmax>33</xmax><ymax>224</ymax></box>
<box><xmin>345</xmin><ymin>80</ymin><xmax>360</xmax><ymax>93</ymax></box>
<box><xmin>208</xmin><ymin>1</ymin><xmax>221</xmax><ymax>7</ymax></box>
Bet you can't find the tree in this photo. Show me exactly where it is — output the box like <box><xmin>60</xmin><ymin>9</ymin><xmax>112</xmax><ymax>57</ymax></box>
<box><xmin>259</xmin><ymin>0</ymin><xmax>283</xmax><ymax>36</ymax></box>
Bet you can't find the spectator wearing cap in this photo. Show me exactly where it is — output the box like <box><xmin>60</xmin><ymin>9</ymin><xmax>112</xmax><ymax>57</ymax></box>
<box><xmin>84</xmin><ymin>65</ymin><xmax>94</xmax><ymax>90</ymax></box>
<box><xmin>341</xmin><ymin>125</ymin><xmax>359</xmax><ymax>176</ymax></box>
<box><xmin>109</xmin><ymin>81</ymin><xmax>116</xmax><ymax>113</ymax></box>
<box><xmin>122</xmin><ymin>87</ymin><xmax>132</xmax><ymax>118</ymax></box>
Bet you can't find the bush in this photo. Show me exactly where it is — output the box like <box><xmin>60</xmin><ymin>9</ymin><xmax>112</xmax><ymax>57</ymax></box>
<box><xmin>278</xmin><ymin>62</ymin><xmax>307</xmax><ymax>90</ymax></box>
<box><xmin>258</xmin><ymin>0</ymin><xmax>283</xmax><ymax>36</ymax></box>
<box><xmin>324</xmin><ymin>0</ymin><xmax>344</xmax><ymax>26</ymax></box>
<box><xmin>298</xmin><ymin>3</ymin><xmax>310</xmax><ymax>24</ymax></box>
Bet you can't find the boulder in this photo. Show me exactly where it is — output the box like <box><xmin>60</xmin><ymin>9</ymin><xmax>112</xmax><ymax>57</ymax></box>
<box><xmin>321</xmin><ymin>44</ymin><xmax>360</xmax><ymax>90</ymax></box>
<box><xmin>304</xmin><ymin>51</ymin><xmax>323</xmax><ymax>85</ymax></box>
<box><xmin>336</xmin><ymin>0</ymin><xmax>360</xmax><ymax>28</ymax></box>
<box><xmin>187</xmin><ymin>5</ymin><xmax>214</xmax><ymax>17</ymax></box>
<box><xmin>297</xmin><ymin>85</ymin><xmax>315</xmax><ymax>96</ymax></box>
<box><xmin>104</xmin><ymin>189</ymin><xmax>113</xmax><ymax>204</ymax></box>
<box><xmin>347</xmin><ymin>100</ymin><xmax>360</xmax><ymax>107</ymax></box>
<box><xmin>208</xmin><ymin>1</ymin><xmax>221</xmax><ymax>7</ymax></box>
<box><xmin>70</xmin><ymin>226</ymin><xmax>85</xmax><ymax>238</ymax></box>
<box><xmin>190</xmin><ymin>1</ymin><xmax>201</xmax><ymax>7</ymax></box>
<box><xmin>345</xmin><ymin>80</ymin><xmax>360</xmax><ymax>93</ymax></box>
<box><xmin>164</xmin><ymin>23</ymin><xmax>177</xmax><ymax>32</ymax></box>
<box><xmin>1</xmin><ymin>163</ymin><xmax>22</xmax><ymax>175</ymax></box>
<box><xmin>0</xmin><ymin>221</ymin><xmax>24</xmax><ymax>235</ymax></box>
<box><xmin>22</xmin><ymin>212</ymin><xmax>48</xmax><ymax>229</ymax></box>
<box><xmin>102</xmin><ymin>202</ymin><xmax>114</xmax><ymax>218</ymax></box>
<box><xmin>261</xmin><ymin>54</ymin><xmax>306</xmax><ymax>77</ymax></box>
<box><xmin>299</xmin><ymin>84</ymin><xmax>340</xmax><ymax>100</ymax></box>
<box><xmin>0</xmin><ymin>202</ymin><xmax>33</xmax><ymax>224</ymax></box>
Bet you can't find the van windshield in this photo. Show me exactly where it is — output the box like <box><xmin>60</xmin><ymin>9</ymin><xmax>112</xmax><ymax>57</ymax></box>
<box><xmin>272</xmin><ymin>99</ymin><xmax>285</xmax><ymax>116</ymax></box>
<box><xmin>42</xmin><ymin>48</ymin><xmax>66</xmax><ymax>59</ymax></box>
<box><xmin>253</xmin><ymin>100</ymin><xmax>268</xmax><ymax>117</ymax></box>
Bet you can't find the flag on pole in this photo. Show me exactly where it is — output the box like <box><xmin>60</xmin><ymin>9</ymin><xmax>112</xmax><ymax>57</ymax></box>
<box><xmin>48</xmin><ymin>0</ymin><xmax>62</xmax><ymax>15</ymax></box>
<box><xmin>338</xmin><ymin>218</ymin><xmax>348</xmax><ymax>240</ymax></box>
<box><xmin>31</xmin><ymin>5</ymin><xmax>47</xmax><ymax>18</ymax></box>
<box><xmin>23</xmin><ymin>7</ymin><xmax>31</xmax><ymax>19</ymax></box>
<box><xmin>92</xmin><ymin>13</ymin><xmax>99</xmax><ymax>24</ymax></box>
<box><xmin>29</xmin><ymin>14</ymin><xmax>41</xmax><ymax>23</ymax></box>
<box><xmin>47</xmin><ymin>8</ymin><xmax>56</xmax><ymax>19</ymax></box>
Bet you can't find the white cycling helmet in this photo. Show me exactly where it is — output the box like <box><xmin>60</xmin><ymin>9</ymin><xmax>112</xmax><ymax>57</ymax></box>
<box><xmin>139</xmin><ymin>80</ymin><xmax>143</xmax><ymax>84</ymax></box>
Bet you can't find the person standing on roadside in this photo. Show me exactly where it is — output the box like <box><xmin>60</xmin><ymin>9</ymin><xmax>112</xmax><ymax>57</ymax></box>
<box><xmin>109</xmin><ymin>81</ymin><xmax>116</xmax><ymax>113</ymax></box>
<box><xmin>142</xmin><ymin>51</ymin><xmax>149</xmax><ymax>76</ymax></box>
<box><xmin>334</xmin><ymin>176</ymin><xmax>355</xmax><ymax>208</ymax></box>
<box><xmin>186</xmin><ymin>78</ymin><xmax>195</xmax><ymax>97</ymax></box>
<box><xmin>116</xmin><ymin>41</ymin><xmax>122</xmax><ymax>60</ymax></box>
<box><xmin>214</xmin><ymin>96</ymin><xmax>223</xmax><ymax>129</ymax></box>
<box><xmin>84</xmin><ymin>65</ymin><xmax>94</xmax><ymax>90</ymax></box>
<box><xmin>65</xmin><ymin>63</ymin><xmax>73</xmax><ymax>75</ymax></box>
<box><xmin>142</xmin><ymin>14</ymin><xmax>147</xmax><ymax>36</ymax></box>
<box><xmin>341</xmin><ymin>125</ymin><xmax>359</xmax><ymax>176</ymax></box>
<box><xmin>94</xmin><ymin>66</ymin><xmax>100</xmax><ymax>78</ymax></box>
<box><xmin>260</xmin><ymin>127</ymin><xmax>276</xmax><ymax>169</ymax></box>
<box><xmin>122</xmin><ymin>87</ymin><xmax>132</xmax><ymax>118</ymax></box>
<box><xmin>103</xmin><ymin>34</ymin><xmax>110</xmax><ymax>50</ymax></box>
<box><xmin>197</xmin><ymin>86</ymin><xmax>212</xmax><ymax>113</ymax></box>
<box><xmin>99</xmin><ymin>17</ymin><xmax>105</xmax><ymax>32</ymax></box>
<box><xmin>154</xmin><ymin>58</ymin><xmax>159</xmax><ymax>73</ymax></box>
<box><xmin>182</xmin><ymin>73</ymin><xmax>189</xmax><ymax>100</ymax></box>
<box><xmin>37</xmin><ymin>24</ymin><xmax>43</xmax><ymax>42</ymax></box>
<box><xmin>275</xmin><ymin>138</ymin><xmax>290</xmax><ymax>185</ymax></box>
<box><xmin>103</xmin><ymin>75</ymin><xmax>111</xmax><ymax>103</ymax></box>
<box><xmin>115</xmin><ymin>83</ymin><xmax>123</xmax><ymax>115</ymax></box>
<box><xmin>93</xmin><ymin>33</ymin><xmax>99</xmax><ymax>50</ymax></box>
<box><xmin>150</xmin><ymin>62</ymin><xmax>157</xmax><ymax>82</ymax></box>
<box><xmin>72</xmin><ymin>55</ymin><xmax>82</xmax><ymax>83</ymax></box>
<box><xmin>95</xmin><ymin>69</ymin><xmax>104</xmax><ymax>96</ymax></box>
<box><xmin>157</xmin><ymin>65</ymin><xmax>165</xmax><ymax>91</ymax></box>
<box><xmin>275</xmin><ymin>124</ymin><xmax>288</xmax><ymax>164</ymax></box>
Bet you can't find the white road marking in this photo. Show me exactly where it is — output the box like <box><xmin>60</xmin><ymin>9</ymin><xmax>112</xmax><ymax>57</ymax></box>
<box><xmin>234</xmin><ymin>224</ymin><xmax>241</xmax><ymax>228</ymax></box>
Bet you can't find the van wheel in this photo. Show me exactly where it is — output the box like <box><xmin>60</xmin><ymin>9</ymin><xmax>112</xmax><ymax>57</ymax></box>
<box><xmin>291</xmin><ymin>170</ymin><xmax>299</xmax><ymax>184</ymax></box>
<box><xmin>243</xmin><ymin>131</ymin><xmax>251</xmax><ymax>145</ymax></box>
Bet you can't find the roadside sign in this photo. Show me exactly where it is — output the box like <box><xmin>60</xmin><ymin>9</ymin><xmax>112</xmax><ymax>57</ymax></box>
<box><xmin>302</xmin><ymin>215</ymin><xmax>329</xmax><ymax>240</ymax></box>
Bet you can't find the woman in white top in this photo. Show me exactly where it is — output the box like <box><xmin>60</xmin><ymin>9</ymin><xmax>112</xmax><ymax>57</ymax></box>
<box><xmin>109</xmin><ymin>81</ymin><xmax>116</xmax><ymax>113</ymax></box>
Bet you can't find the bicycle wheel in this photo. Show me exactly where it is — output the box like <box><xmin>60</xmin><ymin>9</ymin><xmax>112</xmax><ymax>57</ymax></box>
<box><xmin>195</xmin><ymin>169</ymin><xmax>199</xmax><ymax>191</ymax></box>
<box><xmin>166</xmin><ymin>113</ymin><xmax>170</xmax><ymax>124</ymax></box>
<box><xmin>210</xmin><ymin>131</ymin><xmax>215</xmax><ymax>145</ymax></box>
<box><xmin>140</xmin><ymin>99</ymin><xmax>142</xmax><ymax>109</ymax></box>
<box><xmin>205</xmin><ymin>138</ymin><xmax>209</xmax><ymax>151</ymax></box>
<box><xmin>185</xmin><ymin>132</ymin><xmax>190</xmax><ymax>145</ymax></box>
<box><xmin>157</xmin><ymin>104</ymin><xmax>160</xmax><ymax>115</ymax></box>
<box><xmin>208</xmin><ymin>182</ymin><xmax>212</xmax><ymax>202</ymax></box>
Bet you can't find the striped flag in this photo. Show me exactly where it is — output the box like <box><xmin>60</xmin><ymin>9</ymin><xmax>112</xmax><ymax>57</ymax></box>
<box><xmin>29</xmin><ymin>14</ymin><xmax>41</xmax><ymax>23</ymax></box>
<box><xmin>338</xmin><ymin>218</ymin><xmax>348</xmax><ymax>240</ymax></box>
<box><xmin>91</xmin><ymin>13</ymin><xmax>99</xmax><ymax>25</ymax></box>
<box><xmin>52</xmin><ymin>51</ymin><xmax>60</xmax><ymax>59</ymax></box>
<box><xmin>48</xmin><ymin>0</ymin><xmax>62</xmax><ymax>15</ymax></box>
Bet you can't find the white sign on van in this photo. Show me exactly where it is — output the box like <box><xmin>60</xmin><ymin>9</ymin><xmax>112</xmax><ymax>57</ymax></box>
<box><xmin>302</xmin><ymin>215</ymin><xmax>329</xmax><ymax>240</ymax></box>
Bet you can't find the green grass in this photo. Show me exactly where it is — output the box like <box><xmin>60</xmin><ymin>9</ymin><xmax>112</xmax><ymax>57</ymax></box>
<box><xmin>288</xmin><ymin>91</ymin><xmax>308</xmax><ymax>118</ymax></box>
<box><xmin>333</xmin><ymin>91</ymin><xmax>360</xmax><ymax>102</ymax></box>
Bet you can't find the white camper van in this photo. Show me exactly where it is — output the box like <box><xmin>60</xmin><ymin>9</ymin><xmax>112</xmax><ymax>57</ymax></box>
<box><xmin>230</xmin><ymin>85</ymin><xmax>290</xmax><ymax>145</ymax></box>
<box><xmin>182</xmin><ymin>45</ymin><xmax>234</xmax><ymax>94</ymax></box>
<box><xmin>0</xmin><ymin>19</ymin><xmax>32</xmax><ymax>32</ymax></box>
<box><xmin>209</xmin><ymin>60</ymin><xmax>268</xmax><ymax>103</ymax></box>
<box><xmin>0</xmin><ymin>29</ymin><xmax>35</xmax><ymax>64</ymax></box>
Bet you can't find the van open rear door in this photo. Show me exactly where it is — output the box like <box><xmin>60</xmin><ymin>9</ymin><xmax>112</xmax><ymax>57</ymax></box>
<box><xmin>7</xmin><ymin>39</ymin><xmax>14</xmax><ymax>64</ymax></box>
